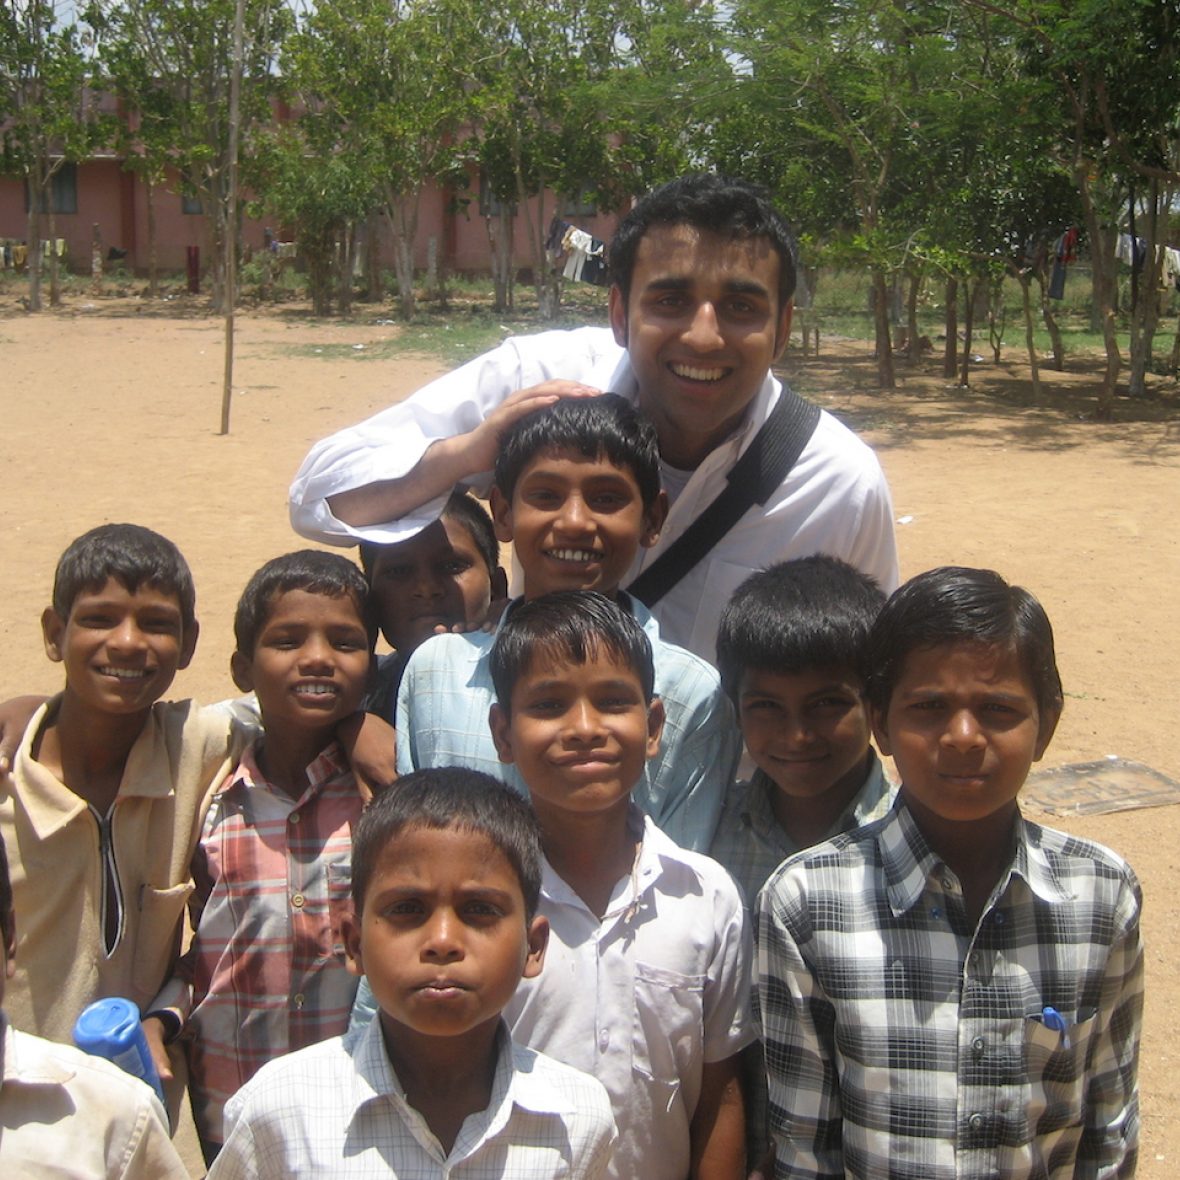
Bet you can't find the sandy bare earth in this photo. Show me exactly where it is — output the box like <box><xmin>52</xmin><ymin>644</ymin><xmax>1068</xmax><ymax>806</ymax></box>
<box><xmin>1</xmin><ymin>301</ymin><xmax>1177</xmax><ymax>1173</ymax></box>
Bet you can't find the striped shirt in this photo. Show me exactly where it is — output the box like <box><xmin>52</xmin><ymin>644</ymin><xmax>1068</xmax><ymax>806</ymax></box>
<box><xmin>756</xmin><ymin>798</ymin><xmax>1143</xmax><ymax>1179</ymax></box>
<box><xmin>159</xmin><ymin>741</ymin><xmax>363</xmax><ymax>1146</ymax></box>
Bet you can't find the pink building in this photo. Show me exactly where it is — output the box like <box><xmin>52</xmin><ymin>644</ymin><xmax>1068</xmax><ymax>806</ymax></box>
<box><xmin>0</xmin><ymin>151</ymin><xmax>623</xmax><ymax>281</ymax></box>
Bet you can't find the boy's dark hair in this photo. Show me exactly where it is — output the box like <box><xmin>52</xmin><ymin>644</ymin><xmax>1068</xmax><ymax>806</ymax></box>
<box><xmin>865</xmin><ymin>566</ymin><xmax>1064</xmax><ymax>720</ymax></box>
<box><xmin>608</xmin><ymin>173</ymin><xmax>798</xmax><ymax>309</ymax></box>
<box><xmin>352</xmin><ymin>768</ymin><xmax>543</xmax><ymax>919</ymax></box>
<box><xmin>52</xmin><ymin>523</ymin><xmax>196</xmax><ymax>636</ymax></box>
<box><xmin>490</xmin><ymin>590</ymin><xmax>655</xmax><ymax>710</ymax></box>
<box><xmin>358</xmin><ymin>492</ymin><xmax>499</xmax><ymax>583</ymax></box>
<box><xmin>233</xmin><ymin>550</ymin><xmax>376</xmax><ymax>655</ymax></box>
<box><xmin>493</xmin><ymin>394</ymin><xmax>661</xmax><ymax>510</ymax></box>
<box><xmin>0</xmin><ymin>830</ymin><xmax>11</xmax><ymax>950</ymax></box>
<box><xmin>716</xmin><ymin>556</ymin><xmax>885</xmax><ymax>700</ymax></box>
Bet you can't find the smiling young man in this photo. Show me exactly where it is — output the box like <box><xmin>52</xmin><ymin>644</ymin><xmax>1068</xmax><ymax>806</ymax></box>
<box><xmin>289</xmin><ymin>173</ymin><xmax>899</xmax><ymax>662</ymax></box>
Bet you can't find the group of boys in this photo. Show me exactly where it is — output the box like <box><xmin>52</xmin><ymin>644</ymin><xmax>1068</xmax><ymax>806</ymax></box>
<box><xmin>0</xmin><ymin>170</ymin><xmax>1142</xmax><ymax>1180</ymax></box>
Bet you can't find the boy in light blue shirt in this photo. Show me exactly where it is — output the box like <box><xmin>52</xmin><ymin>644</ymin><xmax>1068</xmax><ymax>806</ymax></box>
<box><xmin>396</xmin><ymin>394</ymin><xmax>739</xmax><ymax>851</ymax></box>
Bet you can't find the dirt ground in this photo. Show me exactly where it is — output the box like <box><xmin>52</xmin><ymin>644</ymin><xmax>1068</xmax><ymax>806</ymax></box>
<box><xmin>1</xmin><ymin>299</ymin><xmax>1177</xmax><ymax>1173</ymax></box>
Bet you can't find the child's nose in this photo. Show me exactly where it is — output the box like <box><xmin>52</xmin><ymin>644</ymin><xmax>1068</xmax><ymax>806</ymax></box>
<box><xmin>108</xmin><ymin>618</ymin><xmax>146</xmax><ymax>652</ymax></box>
<box><xmin>556</xmin><ymin>495</ymin><xmax>591</xmax><ymax>531</ymax></box>
<box><xmin>567</xmin><ymin>699</ymin><xmax>605</xmax><ymax>739</ymax></box>
<box><xmin>422</xmin><ymin>911</ymin><xmax>464</xmax><ymax>960</ymax></box>
<box><xmin>943</xmin><ymin>708</ymin><xmax>985</xmax><ymax>750</ymax></box>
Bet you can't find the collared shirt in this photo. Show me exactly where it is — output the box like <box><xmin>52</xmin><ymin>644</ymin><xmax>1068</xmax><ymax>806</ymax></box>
<box><xmin>2</xmin><ymin>697</ymin><xmax>243</xmax><ymax>1043</ymax></box>
<box><xmin>289</xmin><ymin>326</ymin><xmax>899</xmax><ymax>661</ymax></box>
<box><xmin>504</xmin><ymin>810</ymin><xmax>755</xmax><ymax>1180</ymax></box>
<box><xmin>155</xmin><ymin>740</ymin><xmax>362</xmax><ymax>1146</ymax></box>
<box><xmin>396</xmin><ymin>593</ymin><xmax>741</xmax><ymax>851</ymax></box>
<box><xmin>756</xmin><ymin>799</ymin><xmax>1143</xmax><ymax>1180</ymax></box>
<box><xmin>0</xmin><ymin>1015</ymin><xmax>188</xmax><ymax>1178</ymax></box>
<box><xmin>209</xmin><ymin>1017</ymin><xmax>617</xmax><ymax>1180</ymax></box>
<box><xmin>710</xmin><ymin>752</ymin><xmax>894</xmax><ymax>909</ymax></box>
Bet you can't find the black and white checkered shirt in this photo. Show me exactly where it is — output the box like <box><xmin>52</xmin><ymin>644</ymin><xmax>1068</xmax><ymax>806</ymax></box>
<box><xmin>756</xmin><ymin>799</ymin><xmax>1142</xmax><ymax>1179</ymax></box>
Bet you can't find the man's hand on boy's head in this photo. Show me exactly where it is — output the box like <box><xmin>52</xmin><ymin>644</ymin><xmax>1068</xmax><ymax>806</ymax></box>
<box><xmin>0</xmin><ymin>695</ymin><xmax>49</xmax><ymax>780</ymax></box>
<box><xmin>463</xmin><ymin>380</ymin><xmax>600</xmax><ymax>475</ymax></box>
<box><xmin>338</xmin><ymin>711</ymin><xmax>397</xmax><ymax>800</ymax></box>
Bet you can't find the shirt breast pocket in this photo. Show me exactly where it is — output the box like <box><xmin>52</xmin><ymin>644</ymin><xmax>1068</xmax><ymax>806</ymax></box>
<box><xmin>632</xmin><ymin>961</ymin><xmax>705</xmax><ymax>1091</ymax></box>
<box><xmin>1024</xmin><ymin>1008</ymin><xmax>1098</xmax><ymax>1129</ymax></box>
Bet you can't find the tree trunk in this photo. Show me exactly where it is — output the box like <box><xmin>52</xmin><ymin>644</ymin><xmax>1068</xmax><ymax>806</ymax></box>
<box><xmin>1170</xmin><ymin>311</ymin><xmax>1180</xmax><ymax>374</ymax></box>
<box><xmin>1127</xmin><ymin>180</ymin><xmax>1161</xmax><ymax>398</ymax></box>
<box><xmin>366</xmin><ymin>210</ymin><xmax>382</xmax><ymax>303</ymax></box>
<box><xmin>870</xmin><ymin>270</ymin><xmax>895</xmax><ymax>389</ymax></box>
<box><xmin>1035</xmin><ymin>265</ymin><xmax>1064</xmax><ymax>370</ymax></box>
<box><xmin>1077</xmin><ymin>171</ymin><xmax>1120</xmax><ymax>419</ymax></box>
<box><xmin>1015</xmin><ymin>268</ymin><xmax>1042</xmax><ymax>402</ymax></box>
<box><xmin>386</xmin><ymin>191</ymin><xmax>420</xmax><ymax>321</ymax></box>
<box><xmin>943</xmin><ymin>276</ymin><xmax>958</xmax><ymax>379</ymax></box>
<box><xmin>958</xmin><ymin>276</ymin><xmax>978</xmax><ymax>387</ymax></box>
<box><xmin>337</xmin><ymin>222</ymin><xmax>355</xmax><ymax>317</ymax></box>
<box><xmin>26</xmin><ymin>200</ymin><xmax>43</xmax><ymax>312</ymax></box>
<box><xmin>47</xmin><ymin>203</ymin><xmax>61</xmax><ymax>307</ymax></box>
<box><xmin>147</xmin><ymin>175</ymin><xmax>159</xmax><ymax>299</ymax></box>
<box><xmin>485</xmin><ymin>205</ymin><xmax>515</xmax><ymax>313</ymax></box>
<box><xmin>906</xmin><ymin>268</ymin><xmax>921</xmax><ymax>363</ymax></box>
<box><xmin>987</xmin><ymin>274</ymin><xmax>1005</xmax><ymax>364</ymax></box>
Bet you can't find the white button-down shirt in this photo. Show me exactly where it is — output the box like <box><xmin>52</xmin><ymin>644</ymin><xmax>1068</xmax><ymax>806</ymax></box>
<box><xmin>210</xmin><ymin>1018</ymin><xmax>616</xmax><ymax>1179</ymax></box>
<box><xmin>288</xmin><ymin>327</ymin><xmax>898</xmax><ymax>661</ymax></box>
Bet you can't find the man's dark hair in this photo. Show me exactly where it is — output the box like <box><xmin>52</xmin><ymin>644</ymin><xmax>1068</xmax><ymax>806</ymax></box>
<box><xmin>490</xmin><ymin>590</ymin><xmax>655</xmax><ymax>711</ymax></box>
<box><xmin>493</xmin><ymin>394</ymin><xmax>661</xmax><ymax>510</ymax></box>
<box><xmin>233</xmin><ymin>549</ymin><xmax>376</xmax><ymax>655</ymax></box>
<box><xmin>358</xmin><ymin>492</ymin><xmax>499</xmax><ymax>583</ymax></box>
<box><xmin>352</xmin><ymin>768</ymin><xmax>543</xmax><ymax>919</ymax></box>
<box><xmin>716</xmin><ymin>556</ymin><xmax>885</xmax><ymax>700</ymax></box>
<box><xmin>865</xmin><ymin>566</ymin><xmax>1064</xmax><ymax>720</ymax></box>
<box><xmin>608</xmin><ymin>173</ymin><xmax>798</xmax><ymax>309</ymax></box>
<box><xmin>52</xmin><ymin>523</ymin><xmax>197</xmax><ymax>636</ymax></box>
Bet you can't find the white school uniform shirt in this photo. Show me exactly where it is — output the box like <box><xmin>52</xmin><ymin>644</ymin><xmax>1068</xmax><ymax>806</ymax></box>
<box><xmin>503</xmin><ymin>809</ymin><xmax>755</xmax><ymax>1180</ymax></box>
<box><xmin>210</xmin><ymin>1017</ymin><xmax>616</xmax><ymax>1180</ymax></box>
<box><xmin>288</xmin><ymin>326</ymin><xmax>898</xmax><ymax>662</ymax></box>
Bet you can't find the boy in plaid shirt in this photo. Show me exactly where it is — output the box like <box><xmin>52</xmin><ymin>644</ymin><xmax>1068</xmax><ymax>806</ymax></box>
<box><xmin>149</xmin><ymin>551</ymin><xmax>376</xmax><ymax>1161</ymax></box>
<box><xmin>757</xmin><ymin>566</ymin><xmax>1142</xmax><ymax>1178</ymax></box>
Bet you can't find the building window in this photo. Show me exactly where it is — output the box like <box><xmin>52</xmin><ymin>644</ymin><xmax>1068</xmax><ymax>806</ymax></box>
<box><xmin>26</xmin><ymin>162</ymin><xmax>78</xmax><ymax>214</ymax></box>
<box><xmin>181</xmin><ymin>193</ymin><xmax>203</xmax><ymax>215</ymax></box>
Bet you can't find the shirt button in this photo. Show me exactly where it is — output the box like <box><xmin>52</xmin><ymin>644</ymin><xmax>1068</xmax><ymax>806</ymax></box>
<box><xmin>289</xmin><ymin>812</ymin><xmax>301</xmax><ymax>825</ymax></box>
<box><xmin>993</xmin><ymin>911</ymin><xmax>1005</xmax><ymax>925</ymax></box>
<box><xmin>972</xmin><ymin>1035</ymin><xmax>986</xmax><ymax>1056</ymax></box>
<box><xmin>292</xmin><ymin>893</ymin><xmax>305</xmax><ymax>909</ymax></box>
<box><xmin>941</xmin><ymin>876</ymin><xmax>954</xmax><ymax>891</ymax></box>
<box><xmin>293</xmin><ymin>993</ymin><xmax>305</xmax><ymax>1009</ymax></box>
<box><xmin>968</xmin><ymin>1112</ymin><xmax>984</xmax><ymax>1132</ymax></box>
<box><xmin>598</xmin><ymin>1029</ymin><xmax>610</xmax><ymax>1051</ymax></box>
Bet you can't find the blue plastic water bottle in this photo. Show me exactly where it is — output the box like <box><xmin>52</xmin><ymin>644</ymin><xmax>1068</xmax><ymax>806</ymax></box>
<box><xmin>73</xmin><ymin>997</ymin><xmax>166</xmax><ymax>1105</ymax></box>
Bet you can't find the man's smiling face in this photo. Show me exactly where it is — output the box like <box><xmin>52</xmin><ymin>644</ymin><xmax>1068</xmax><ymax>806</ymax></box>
<box><xmin>609</xmin><ymin>223</ymin><xmax>792</xmax><ymax>470</ymax></box>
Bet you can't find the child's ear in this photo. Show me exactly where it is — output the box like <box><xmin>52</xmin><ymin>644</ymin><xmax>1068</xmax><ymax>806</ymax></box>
<box><xmin>490</xmin><ymin>566</ymin><xmax>509</xmax><ymax>602</ymax></box>
<box><xmin>646</xmin><ymin>696</ymin><xmax>666</xmax><ymax>760</ymax></box>
<box><xmin>640</xmin><ymin>490</ymin><xmax>669</xmax><ymax>550</ymax></box>
<box><xmin>229</xmin><ymin>649</ymin><xmax>255</xmax><ymax>694</ymax></box>
<box><xmin>522</xmin><ymin>914</ymin><xmax>549</xmax><ymax>980</ymax></box>
<box><xmin>869</xmin><ymin>704</ymin><xmax>892</xmax><ymax>757</ymax></box>
<box><xmin>178</xmin><ymin>618</ymin><xmax>199</xmax><ymax>671</ymax></box>
<box><xmin>488</xmin><ymin>702</ymin><xmax>515</xmax><ymax>765</ymax></box>
<box><xmin>489</xmin><ymin>487</ymin><xmax>514</xmax><ymax>544</ymax></box>
<box><xmin>1033</xmin><ymin>701</ymin><xmax>1062</xmax><ymax>761</ymax></box>
<box><xmin>341</xmin><ymin>910</ymin><xmax>366</xmax><ymax>977</ymax></box>
<box><xmin>41</xmin><ymin>607</ymin><xmax>66</xmax><ymax>663</ymax></box>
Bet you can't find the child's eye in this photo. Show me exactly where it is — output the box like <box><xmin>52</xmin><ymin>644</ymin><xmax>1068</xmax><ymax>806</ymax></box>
<box><xmin>380</xmin><ymin>564</ymin><xmax>412</xmax><ymax>581</ymax></box>
<box><xmin>463</xmin><ymin>900</ymin><xmax>501</xmax><ymax>919</ymax></box>
<box><xmin>743</xmin><ymin>698</ymin><xmax>781</xmax><ymax>713</ymax></box>
<box><xmin>439</xmin><ymin>559</ymin><xmax>473</xmax><ymax>576</ymax></box>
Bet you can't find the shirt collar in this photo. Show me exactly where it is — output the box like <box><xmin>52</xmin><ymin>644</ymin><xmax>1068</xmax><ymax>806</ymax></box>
<box><xmin>877</xmin><ymin>798</ymin><xmax>1071</xmax><ymax>917</ymax></box>
<box><xmin>223</xmin><ymin>738</ymin><xmax>349</xmax><ymax>805</ymax></box>
<box><xmin>744</xmin><ymin>753</ymin><xmax>889</xmax><ymax>855</ymax></box>
<box><xmin>0</xmin><ymin>1017</ymin><xmax>76</xmax><ymax>1089</ymax></box>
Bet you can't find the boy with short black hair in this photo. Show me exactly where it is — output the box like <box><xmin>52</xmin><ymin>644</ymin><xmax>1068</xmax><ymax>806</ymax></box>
<box><xmin>359</xmin><ymin>491</ymin><xmax>505</xmax><ymax>720</ymax></box>
<box><xmin>710</xmin><ymin>555</ymin><xmax>892</xmax><ymax>908</ymax></box>
<box><xmin>210</xmin><ymin>767</ymin><xmax>616</xmax><ymax>1179</ymax></box>
<box><xmin>488</xmin><ymin>591</ymin><xmax>754</xmax><ymax>1180</ymax></box>
<box><xmin>0</xmin><ymin>829</ymin><xmax>189</xmax><ymax>1178</ymax></box>
<box><xmin>0</xmin><ymin>523</ymin><xmax>245</xmax><ymax>1047</ymax></box>
<box><xmin>397</xmin><ymin>394</ymin><xmax>740</xmax><ymax>850</ymax></box>
<box><xmin>758</xmin><ymin>566</ymin><xmax>1143</xmax><ymax>1178</ymax></box>
<box><xmin>149</xmin><ymin>550</ymin><xmax>376</xmax><ymax>1159</ymax></box>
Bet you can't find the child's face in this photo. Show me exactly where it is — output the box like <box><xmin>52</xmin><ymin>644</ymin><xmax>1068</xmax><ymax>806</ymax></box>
<box><xmin>738</xmin><ymin>666</ymin><xmax>871</xmax><ymax>802</ymax></box>
<box><xmin>872</xmin><ymin>641</ymin><xmax>1059</xmax><ymax>827</ymax></box>
<box><xmin>489</xmin><ymin>649</ymin><xmax>664</xmax><ymax>819</ymax></box>
<box><xmin>231</xmin><ymin>589</ymin><xmax>371</xmax><ymax>734</ymax></box>
<box><xmin>42</xmin><ymin>577</ymin><xmax>196</xmax><ymax>716</ymax></box>
<box><xmin>343</xmin><ymin>824</ymin><xmax>547</xmax><ymax>1044</ymax></box>
<box><xmin>369</xmin><ymin>517</ymin><xmax>494</xmax><ymax>653</ymax></box>
<box><xmin>490</xmin><ymin>448</ymin><xmax>665</xmax><ymax>599</ymax></box>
